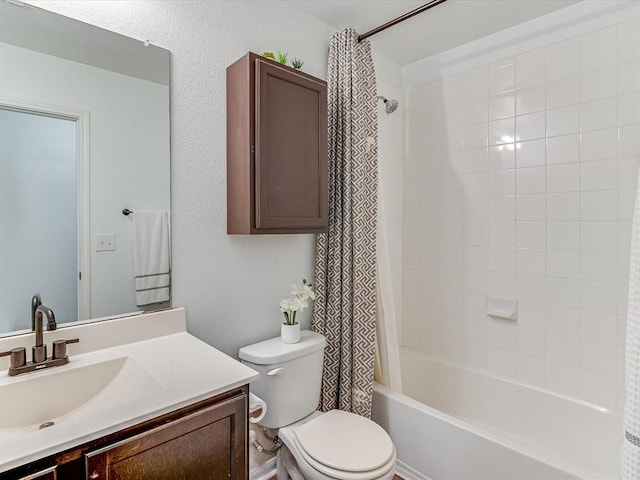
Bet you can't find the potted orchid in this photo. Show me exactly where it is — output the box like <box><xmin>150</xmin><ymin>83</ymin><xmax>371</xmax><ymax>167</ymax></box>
<box><xmin>279</xmin><ymin>279</ymin><xmax>315</xmax><ymax>343</ymax></box>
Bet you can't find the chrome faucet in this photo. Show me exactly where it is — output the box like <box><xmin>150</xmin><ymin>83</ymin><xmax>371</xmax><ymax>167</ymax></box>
<box><xmin>33</xmin><ymin>304</ymin><xmax>57</xmax><ymax>363</ymax></box>
<box><xmin>0</xmin><ymin>304</ymin><xmax>78</xmax><ymax>376</ymax></box>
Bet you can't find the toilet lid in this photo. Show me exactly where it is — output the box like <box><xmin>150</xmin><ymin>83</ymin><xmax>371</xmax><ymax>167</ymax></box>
<box><xmin>294</xmin><ymin>410</ymin><xmax>394</xmax><ymax>473</ymax></box>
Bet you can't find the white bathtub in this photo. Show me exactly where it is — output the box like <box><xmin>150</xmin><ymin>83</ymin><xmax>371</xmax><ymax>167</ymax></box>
<box><xmin>371</xmin><ymin>348</ymin><xmax>622</xmax><ymax>479</ymax></box>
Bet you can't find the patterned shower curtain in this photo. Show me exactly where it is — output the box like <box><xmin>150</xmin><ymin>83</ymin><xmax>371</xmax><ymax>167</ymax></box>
<box><xmin>312</xmin><ymin>28</ymin><xmax>378</xmax><ymax>418</ymax></box>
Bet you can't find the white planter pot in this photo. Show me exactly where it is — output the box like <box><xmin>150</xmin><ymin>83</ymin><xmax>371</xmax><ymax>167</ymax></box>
<box><xmin>281</xmin><ymin>323</ymin><xmax>301</xmax><ymax>344</ymax></box>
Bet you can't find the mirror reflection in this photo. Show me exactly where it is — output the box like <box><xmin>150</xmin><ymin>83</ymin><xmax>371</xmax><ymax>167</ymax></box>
<box><xmin>0</xmin><ymin>2</ymin><xmax>171</xmax><ymax>335</ymax></box>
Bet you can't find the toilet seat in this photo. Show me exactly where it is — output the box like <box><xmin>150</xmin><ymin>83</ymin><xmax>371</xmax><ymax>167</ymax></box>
<box><xmin>280</xmin><ymin>410</ymin><xmax>396</xmax><ymax>480</ymax></box>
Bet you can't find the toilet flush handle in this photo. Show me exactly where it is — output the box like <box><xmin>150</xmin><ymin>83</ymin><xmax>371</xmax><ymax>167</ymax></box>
<box><xmin>267</xmin><ymin>367</ymin><xmax>283</xmax><ymax>376</ymax></box>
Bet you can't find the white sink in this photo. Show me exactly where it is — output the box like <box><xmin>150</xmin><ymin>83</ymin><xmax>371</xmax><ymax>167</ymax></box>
<box><xmin>0</xmin><ymin>356</ymin><xmax>162</xmax><ymax>432</ymax></box>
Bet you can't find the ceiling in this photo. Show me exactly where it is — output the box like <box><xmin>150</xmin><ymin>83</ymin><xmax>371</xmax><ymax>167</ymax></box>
<box><xmin>291</xmin><ymin>0</ymin><xmax>580</xmax><ymax>66</ymax></box>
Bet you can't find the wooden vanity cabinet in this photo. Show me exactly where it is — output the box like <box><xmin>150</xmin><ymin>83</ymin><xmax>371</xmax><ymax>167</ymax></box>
<box><xmin>1</xmin><ymin>386</ymin><xmax>248</xmax><ymax>480</ymax></box>
<box><xmin>227</xmin><ymin>52</ymin><xmax>328</xmax><ymax>234</ymax></box>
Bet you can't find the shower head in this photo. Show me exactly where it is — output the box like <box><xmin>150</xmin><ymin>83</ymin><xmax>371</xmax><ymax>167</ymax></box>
<box><xmin>377</xmin><ymin>95</ymin><xmax>399</xmax><ymax>115</ymax></box>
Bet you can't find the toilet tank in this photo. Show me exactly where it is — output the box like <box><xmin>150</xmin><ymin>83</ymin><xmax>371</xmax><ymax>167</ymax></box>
<box><xmin>239</xmin><ymin>331</ymin><xmax>326</xmax><ymax>428</ymax></box>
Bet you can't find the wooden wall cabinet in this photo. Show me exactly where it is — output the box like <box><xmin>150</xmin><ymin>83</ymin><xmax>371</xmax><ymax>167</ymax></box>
<box><xmin>1</xmin><ymin>387</ymin><xmax>248</xmax><ymax>480</ymax></box>
<box><xmin>227</xmin><ymin>52</ymin><xmax>328</xmax><ymax>234</ymax></box>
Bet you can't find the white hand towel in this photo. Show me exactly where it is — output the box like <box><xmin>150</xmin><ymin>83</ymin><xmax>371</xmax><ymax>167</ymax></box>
<box><xmin>133</xmin><ymin>210</ymin><xmax>170</xmax><ymax>307</ymax></box>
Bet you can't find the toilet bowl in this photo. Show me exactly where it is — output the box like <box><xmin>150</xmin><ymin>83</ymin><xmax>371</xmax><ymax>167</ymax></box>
<box><xmin>239</xmin><ymin>331</ymin><xmax>397</xmax><ymax>480</ymax></box>
<box><xmin>277</xmin><ymin>410</ymin><xmax>396</xmax><ymax>480</ymax></box>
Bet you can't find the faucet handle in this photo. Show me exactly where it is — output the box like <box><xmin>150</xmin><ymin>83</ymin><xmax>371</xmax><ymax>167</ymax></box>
<box><xmin>52</xmin><ymin>338</ymin><xmax>79</xmax><ymax>360</ymax></box>
<box><xmin>0</xmin><ymin>347</ymin><xmax>27</xmax><ymax>369</ymax></box>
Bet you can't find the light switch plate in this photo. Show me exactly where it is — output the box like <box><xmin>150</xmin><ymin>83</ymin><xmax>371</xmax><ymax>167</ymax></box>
<box><xmin>96</xmin><ymin>233</ymin><xmax>116</xmax><ymax>252</ymax></box>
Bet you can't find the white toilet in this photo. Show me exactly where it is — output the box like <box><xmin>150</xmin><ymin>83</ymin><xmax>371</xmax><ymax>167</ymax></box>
<box><xmin>239</xmin><ymin>330</ymin><xmax>396</xmax><ymax>480</ymax></box>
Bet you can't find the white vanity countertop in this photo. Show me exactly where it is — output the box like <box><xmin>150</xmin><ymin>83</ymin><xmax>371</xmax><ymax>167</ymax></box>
<box><xmin>0</xmin><ymin>308</ymin><xmax>259</xmax><ymax>473</ymax></box>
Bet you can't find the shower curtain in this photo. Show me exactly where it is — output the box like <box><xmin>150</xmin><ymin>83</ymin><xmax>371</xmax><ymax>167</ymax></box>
<box><xmin>312</xmin><ymin>27</ymin><xmax>378</xmax><ymax>418</ymax></box>
<box><xmin>622</xmin><ymin>168</ymin><xmax>640</xmax><ymax>478</ymax></box>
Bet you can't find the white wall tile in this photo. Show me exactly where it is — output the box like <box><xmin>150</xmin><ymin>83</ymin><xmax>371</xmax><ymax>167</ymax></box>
<box><xmin>547</xmin><ymin>163</ymin><xmax>579</xmax><ymax>192</ymax></box>
<box><xmin>547</xmin><ymin>105</ymin><xmax>579</xmax><ymax>137</ymax></box>
<box><xmin>618</xmin><ymin>59</ymin><xmax>640</xmax><ymax>95</ymax></box>
<box><xmin>489</xmin><ymin>246</ymin><xmax>515</xmax><ymax>272</ymax></box>
<box><xmin>546</xmin><ymin>38</ymin><xmax>579</xmax><ymax>81</ymax></box>
<box><xmin>619</xmin><ymin>26</ymin><xmax>640</xmax><ymax>63</ymax></box>
<box><xmin>489</xmin><ymin>93</ymin><xmax>515</xmax><ymax>120</ymax></box>
<box><xmin>580</xmin><ymin>190</ymin><xmax>618</xmax><ymax>221</ymax></box>
<box><xmin>580</xmin><ymin>67</ymin><xmax>617</xmax><ymax>102</ymax></box>
<box><xmin>488</xmin><ymin>317</ymin><xmax>516</xmax><ymax>349</ymax></box>
<box><xmin>620</xmin><ymin>188</ymin><xmax>636</xmax><ymax>221</ymax></box>
<box><xmin>547</xmin><ymin>221</ymin><xmax>580</xmax><ymax>250</ymax></box>
<box><xmin>581</xmin><ymin>128</ymin><xmax>618</xmax><ymax>162</ymax></box>
<box><xmin>547</xmin><ymin>76</ymin><xmax>579</xmax><ymax>109</ymax></box>
<box><xmin>516</xmin><ymin>139</ymin><xmax>546</xmax><ymax>168</ymax></box>
<box><xmin>489</xmin><ymin>271</ymin><xmax>517</xmax><ymax>299</ymax></box>
<box><xmin>489</xmin><ymin>170</ymin><xmax>515</xmax><ymax>195</ymax></box>
<box><xmin>517</xmin><ymin>274</ymin><xmax>546</xmax><ymax>304</ymax></box>
<box><xmin>579</xmin><ymin>97</ymin><xmax>617</xmax><ymax>132</ymax></box>
<box><xmin>489</xmin><ymin>118</ymin><xmax>515</xmax><ymax>146</ymax></box>
<box><xmin>489</xmin><ymin>59</ymin><xmax>515</xmax><ymax>95</ymax></box>
<box><xmin>547</xmin><ymin>192</ymin><xmax>579</xmax><ymax>221</ymax></box>
<box><xmin>580</xmin><ymin>159</ymin><xmax>618</xmax><ymax>191</ymax></box>
<box><xmin>516</xmin><ymin>166</ymin><xmax>546</xmax><ymax>194</ymax></box>
<box><xmin>547</xmin><ymin>134</ymin><xmax>580</xmax><ymax>165</ymax></box>
<box><xmin>580</xmin><ymin>251</ymin><xmax>618</xmax><ymax>282</ymax></box>
<box><xmin>547</xmin><ymin>305</ymin><xmax>580</xmax><ymax>336</ymax></box>
<box><xmin>547</xmin><ymin>277</ymin><xmax>580</xmax><ymax>309</ymax></box>
<box><xmin>620</xmin><ymin>124</ymin><xmax>640</xmax><ymax>157</ymax></box>
<box><xmin>580</xmin><ymin>30</ymin><xmax>617</xmax><ymax>73</ymax></box>
<box><xmin>516</xmin><ymin>221</ymin><xmax>545</xmax><ymax>248</ymax></box>
<box><xmin>516</xmin><ymin>194</ymin><xmax>545</xmax><ymax>221</ymax></box>
<box><xmin>517</xmin><ymin>52</ymin><xmax>546</xmax><ymax>88</ymax></box>
<box><xmin>516</xmin><ymin>248</ymin><xmax>546</xmax><ymax>275</ymax></box>
<box><xmin>518</xmin><ymin>301</ymin><xmax>546</xmax><ymax>330</ymax></box>
<box><xmin>516</xmin><ymin>85</ymin><xmax>546</xmax><ymax>115</ymax></box>
<box><xmin>619</xmin><ymin>92</ymin><xmax>640</xmax><ymax>126</ymax></box>
<box><xmin>580</xmin><ymin>310</ymin><xmax>617</xmax><ymax>344</ymax></box>
<box><xmin>489</xmin><ymin>145</ymin><xmax>515</xmax><ymax>171</ymax></box>
<box><xmin>516</xmin><ymin>327</ymin><xmax>545</xmax><ymax>357</ymax></box>
<box><xmin>489</xmin><ymin>196</ymin><xmax>516</xmax><ymax>222</ymax></box>
<box><xmin>489</xmin><ymin>221</ymin><xmax>515</xmax><ymax>247</ymax></box>
<box><xmin>516</xmin><ymin>112</ymin><xmax>546</xmax><ymax>141</ymax></box>
<box><xmin>547</xmin><ymin>249</ymin><xmax>580</xmax><ymax>278</ymax></box>
<box><xmin>580</xmin><ymin>280</ymin><xmax>618</xmax><ymax>313</ymax></box>
<box><xmin>581</xmin><ymin>222</ymin><xmax>618</xmax><ymax>253</ymax></box>
<box><xmin>546</xmin><ymin>333</ymin><xmax>579</xmax><ymax>365</ymax></box>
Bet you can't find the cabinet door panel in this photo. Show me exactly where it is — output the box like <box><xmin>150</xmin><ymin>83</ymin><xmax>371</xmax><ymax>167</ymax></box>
<box><xmin>255</xmin><ymin>58</ymin><xmax>327</xmax><ymax>230</ymax></box>
<box><xmin>85</xmin><ymin>394</ymin><xmax>246</xmax><ymax>480</ymax></box>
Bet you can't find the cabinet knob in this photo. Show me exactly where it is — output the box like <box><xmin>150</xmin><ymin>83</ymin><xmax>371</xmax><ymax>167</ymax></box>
<box><xmin>89</xmin><ymin>472</ymin><xmax>100</xmax><ymax>479</ymax></box>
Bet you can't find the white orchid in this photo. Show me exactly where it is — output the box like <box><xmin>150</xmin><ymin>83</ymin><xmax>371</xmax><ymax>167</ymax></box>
<box><xmin>281</xmin><ymin>279</ymin><xmax>315</xmax><ymax>325</ymax></box>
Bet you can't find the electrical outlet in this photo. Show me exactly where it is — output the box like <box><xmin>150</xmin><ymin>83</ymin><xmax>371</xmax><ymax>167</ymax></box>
<box><xmin>96</xmin><ymin>234</ymin><xmax>116</xmax><ymax>252</ymax></box>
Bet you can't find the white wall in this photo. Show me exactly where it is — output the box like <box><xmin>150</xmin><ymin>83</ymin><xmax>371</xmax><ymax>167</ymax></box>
<box><xmin>401</xmin><ymin>2</ymin><xmax>640</xmax><ymax>410</ymax></box>
<box><xmin>0</xmin><ymin>40</ymin><xmax>169</xmax><ymax>325</ymax></box>
<box><xmin>28</xmin><ymin>1</ymin><xmax>343</xmax><ymax>356</ymax></box>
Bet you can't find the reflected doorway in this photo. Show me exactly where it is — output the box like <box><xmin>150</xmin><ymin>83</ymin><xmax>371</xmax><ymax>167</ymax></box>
<box><xmin>0</xmin><ymin>106</ymin><xmax>87</xmax><ymax>332</ymax></box>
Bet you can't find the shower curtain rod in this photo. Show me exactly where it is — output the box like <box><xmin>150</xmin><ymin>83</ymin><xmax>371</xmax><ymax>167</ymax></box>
<box><xmin>358</xmin><ymin>0</ymin><xmax>448</xmax><ymax>42</ymax></box>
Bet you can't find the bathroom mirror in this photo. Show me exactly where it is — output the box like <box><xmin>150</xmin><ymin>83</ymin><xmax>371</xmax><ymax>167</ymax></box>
<box><xmin>0</xmin><ymin>2</ymin><xmax>171</xmax><ymax>336</ymax></box>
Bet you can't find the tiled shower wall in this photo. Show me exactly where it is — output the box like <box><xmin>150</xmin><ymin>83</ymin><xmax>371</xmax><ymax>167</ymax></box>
<box><xmin>402</xmin><ymin>17</ymin><xmax>640</xmax><ymax>409</ymax></box>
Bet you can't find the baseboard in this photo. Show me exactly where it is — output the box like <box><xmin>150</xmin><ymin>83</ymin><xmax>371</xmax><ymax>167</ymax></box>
<box><xmin>396</xmin><ymin>459</ymin><xmax>431</xmax><ymax>480</ymax></box>
<box><xmin>250</xmin><ymin>456</ymin><xmax>276</xmax><ymax>480</ymax></box>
